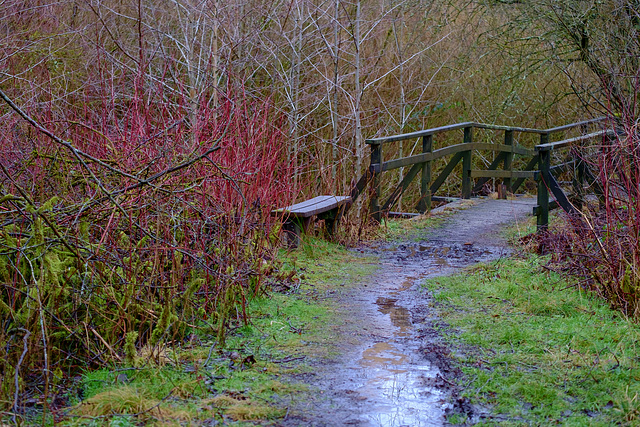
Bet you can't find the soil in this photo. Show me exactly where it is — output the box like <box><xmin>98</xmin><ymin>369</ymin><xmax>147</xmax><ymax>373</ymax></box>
<box><xmin>280</xmin><ymin>197</ymin><xmax>537</xmax><ymax>427</ymax></box>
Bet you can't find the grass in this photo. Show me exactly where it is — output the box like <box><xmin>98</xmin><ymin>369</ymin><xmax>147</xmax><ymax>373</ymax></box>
<box><xmin>53</xmin><ymin>235</ymin><xmax>377</xmax><ymax>426</ymax></box>
<box><xmin>424</xmin><ymin>255</ymin><xmax>640</xmax><ymax>426</ymax></box>
<box><xmin>382</xmin><ymin>199</ymin><xmax>476</xmax><ymax>241</ymax></box>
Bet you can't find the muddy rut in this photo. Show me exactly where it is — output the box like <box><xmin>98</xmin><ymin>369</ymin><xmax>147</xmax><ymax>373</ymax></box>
<box><xmin>283</xmin><ymin>197</ymin><xmax>536</xmax><ymax>427</ymax></box>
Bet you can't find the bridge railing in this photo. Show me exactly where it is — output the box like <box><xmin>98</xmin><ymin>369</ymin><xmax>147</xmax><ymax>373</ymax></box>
<box><xmin>357</xmin><ymin>117</ymin><xmax>609</xmax><ymax>229</ymax></box>
<box><xmin>534</xmin><ymin>128</ymin><xmax>615</xmax><ymax>230</ymax></box>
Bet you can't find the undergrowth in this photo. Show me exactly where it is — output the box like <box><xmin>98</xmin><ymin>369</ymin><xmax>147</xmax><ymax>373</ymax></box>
<box><xmin>62</xmin><ymin>292</ymin><xmax>312</xmax><ymax>426</ymax></box>
<box><xmin>539</xmin><ymin>119</ymin><xmax>640</xmax><ymax>320</ymax></box>
<box><xmin>29</xmin><ymin>236</ymin><xmax>374</xmax><ymax>426</ymax></box>
<box><xmin>425</xmin><ymin>256</ymin><xmax>640</xmax><ymax>426</ymax></box>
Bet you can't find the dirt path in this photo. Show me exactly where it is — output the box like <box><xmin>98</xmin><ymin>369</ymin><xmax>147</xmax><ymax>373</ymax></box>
<box><xmin>283</xmin><ymin>197</ymin><xmax>537</xmax><ymax>427</ymax></box>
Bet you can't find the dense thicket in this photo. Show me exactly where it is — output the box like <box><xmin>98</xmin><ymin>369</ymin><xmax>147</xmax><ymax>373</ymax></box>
<box><xmin>491</xmin><ymin>0</ymin><xmax>640</xmax><ymax>318</ymax></box>
<box><xmin>1</xmin><ymin>0</ymin><xmax>582</xmax><ymax>193</ymax></box>
<box><xmin>1</xmin><ymin>0</ymin><xmax>617</xmax><ymax>417</ymax></box>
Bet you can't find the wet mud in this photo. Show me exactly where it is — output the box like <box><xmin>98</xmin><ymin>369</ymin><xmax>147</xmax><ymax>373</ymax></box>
<box><xmin>284</xmin><ymin>198</ymin><xmax>536</xmax><ymax>426</ymax></box>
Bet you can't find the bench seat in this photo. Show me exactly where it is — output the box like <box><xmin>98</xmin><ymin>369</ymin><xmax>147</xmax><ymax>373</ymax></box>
<box><xmin>274</xmin><ymin>195</ymin><xmax>351</xmax><ymax>247</ymax></box>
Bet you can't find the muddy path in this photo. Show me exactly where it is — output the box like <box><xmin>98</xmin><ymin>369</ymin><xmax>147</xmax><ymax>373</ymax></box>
<box><xmin>282</xmin><ymin>197</ymin><xmax>537</xmax><ymax>427</ymax></box>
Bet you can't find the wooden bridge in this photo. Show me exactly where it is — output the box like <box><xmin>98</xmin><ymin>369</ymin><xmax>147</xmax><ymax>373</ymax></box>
<box><xmin>349</xmin><ymin>117</ymin><xmax>613</xmax><ymax>231</ymax></box>
<box><xmin>277</xmin><ymin>117</ymin><xmax>614</xmax><ymax>245</ymax></box>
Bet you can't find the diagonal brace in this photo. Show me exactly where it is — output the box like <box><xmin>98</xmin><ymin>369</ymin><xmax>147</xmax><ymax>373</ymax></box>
<box><xmin>430</xmin><ymin>152</ymin><xmax>464</xmax><ymax>195</ymax></box>
<box><xmin>472</xmin><ymin>152</ymin><xmax>508</xmax><ymax>193</ymax></box>
<box><xmin>382</xmin><ymin>163</ymin><xmax>423</xmax><ymax>213</ymax></box>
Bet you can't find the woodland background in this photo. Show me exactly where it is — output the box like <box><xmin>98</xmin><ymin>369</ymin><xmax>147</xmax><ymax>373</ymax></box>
<box><xmin>1</xmin><ymin>0</ymin><xmax>639</xmax><ymax>417</ymax></box>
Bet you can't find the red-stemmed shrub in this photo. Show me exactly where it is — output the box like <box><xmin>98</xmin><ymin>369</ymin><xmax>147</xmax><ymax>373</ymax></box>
<box><xmin>0</xmin><ymin>70</ymin><xmax>295</xmax><ymax>416</ymax></box>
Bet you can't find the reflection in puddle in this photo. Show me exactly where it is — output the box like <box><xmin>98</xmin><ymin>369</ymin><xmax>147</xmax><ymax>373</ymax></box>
<box><xmin>355</xmin><ymin>276</ymin><xmax>444</xmax><ymax>426</ymax></box>
<box><xmin>348</xmin><ymin>243</ymin><xmax>507</xmax><ymax>426</ymax></box>
<box><xmin>360</xmin><ymin>342</ymin><xmax>408</xmax><ymax>367</ymax></box>
<box><xmin>376</xmin><ymin>297</ymin><xmax>411</xmax><ymax>336</ymax></box>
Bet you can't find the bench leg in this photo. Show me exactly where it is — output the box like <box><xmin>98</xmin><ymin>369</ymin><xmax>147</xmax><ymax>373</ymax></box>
<box><xmin>282</xmin><ymin>220</ymin><xmax>301</xmax><ymax>248</ymax></box>
<box><xmin>324</xmin><ymin>217</ymin><xmax>336</xmax><ymax>240</ymax></box>
<box><xmin>283</xmin><ymin>217</ymin><xmax>312</xmax><ymax>249</ymax></box>
<box><xmin>300</xmin><ymin>216</ymin><xmax>313</xmax><ymax>234</ymax></box>
<box><xmin>320</xmin><ymin>206</ymin><xmax>345</xmax><ymax>241</ymax></box>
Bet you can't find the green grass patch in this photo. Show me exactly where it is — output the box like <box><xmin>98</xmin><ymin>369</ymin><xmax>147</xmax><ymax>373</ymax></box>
<box><xmin>381</xmin><ymin>199</ymin><xmax>476</xmax><ymax>241</ymax></box>
<box><xmin>60</xmin><ymin>236</ymin><xmax>377</xmax><ymax>426</ymax></box>
<box><xmin>383</xmin><ymin>215</ymin><xmax>446</xmax><ymax>240</ymax></box>
<box><xmin>425</xmin><ymin>256</ymin><xmax>640</xmax><ymax>426</ymax></box>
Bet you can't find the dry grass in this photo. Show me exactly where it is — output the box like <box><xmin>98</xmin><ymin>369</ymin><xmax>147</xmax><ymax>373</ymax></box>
<box><xmin>206</xmin><ymin>395</ymin><xmax>285</xmax><ymax>421</ymax></box>
<box><xmin>73</xmin><ymin>386</ymin><xmax>192</xmax><ymax>422</ymax></box>
<box><xmin>135</xmin><ymin>345</ymin><xmax>174</xmax><ymax>367</ymax></box>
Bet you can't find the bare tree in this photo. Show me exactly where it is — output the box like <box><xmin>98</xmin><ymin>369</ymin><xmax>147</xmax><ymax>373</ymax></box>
<box><xmin>482</xmin><ymin>0</ymin><xmax>640</xmax><ymax>119</ymax></box>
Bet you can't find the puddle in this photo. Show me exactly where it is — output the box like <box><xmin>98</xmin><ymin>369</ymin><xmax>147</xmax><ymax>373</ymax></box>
<box><xmin>375</xmin><ymin>297</ymin><xmax>411</xmax><ymax>334</ymax></box>
<box><xmin>350</xmin><ymin>272</ymin><xmax>445</xmax><ymax>427</ymax></box>
<box><xmin>354</xmin><ymin>281</ymin><xmax>444</xmax><ymax>426</ymax></box>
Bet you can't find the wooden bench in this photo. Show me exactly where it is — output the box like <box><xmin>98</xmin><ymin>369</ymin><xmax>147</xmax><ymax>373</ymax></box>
<box><xmin>273</xmin><ymin>195</ymin><xmax>352</xmax><ymax>247</ymax></box>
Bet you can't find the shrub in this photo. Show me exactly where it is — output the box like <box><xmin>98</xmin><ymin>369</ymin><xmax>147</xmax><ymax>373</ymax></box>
<box><xmin>544</xmin><ymin>118</ymin><xmax>640</xmax><ymax>318</ymax></box>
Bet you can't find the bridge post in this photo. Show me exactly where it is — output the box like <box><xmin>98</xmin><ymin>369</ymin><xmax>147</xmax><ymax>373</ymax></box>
<box><xmin>417</xmin><ymin>134</ymin><xmax>433</xmax><ymax>213</ymax></box>
<box><xmin>369</xmin><ymin>142</ymin><xmax>382</xmax><ymax>222</ymax></box>
<box><xmin>571</xmin><ymin>139</ymin><xmax>586</xmax><ymax>209</ymax></box>
<box><xmin>595</xmin><ymin>133</ymin><xmax>612</xmax><ymax>209</ymax></box>
<box><xmin>537</xmin><ymin>133</ymin><xmax>550</xmax><ymax>231</ymax></box>
<box><xmin>462</xmin><ymin>126</ymin><xmax>473</xmax><ymax>199</ymax></box>
<box><xmin>503</xmin><ymin>130</ymin><xmax>514</xmax><ymax>195</ymax></box>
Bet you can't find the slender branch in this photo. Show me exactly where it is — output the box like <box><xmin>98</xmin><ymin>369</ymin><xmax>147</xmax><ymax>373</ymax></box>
<box><xmin>0</xmin><ymin>162</ymin><xmax>86</xmax><ymax>262</ymax></box>
<box><xmin>12</xmin><ymin>328</ymin><xmax>30</xmax><ymax>424</ymax></box>
<box><xmin>0</xmin><ymin>86</ymin><xmax>141</xmax><ymax>183</ymax></box>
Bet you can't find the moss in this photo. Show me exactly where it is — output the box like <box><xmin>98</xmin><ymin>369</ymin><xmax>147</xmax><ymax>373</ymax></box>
<box><xmin>149</xmin><ymin>304</ymin><xmax>177</xmax><ymax>348</ymax></box>
<box><xmin>124</xmin><ymin>332</ymin><xmax>139</xmax><ymax>366</ymax></box>
<box><xmin>0</xmin><ymin>298</ymin><xmax>11</xmax><ymax>317</ymax></box>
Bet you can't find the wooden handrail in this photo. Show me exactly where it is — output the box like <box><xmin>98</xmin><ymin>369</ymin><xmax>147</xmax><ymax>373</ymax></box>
<box><xmin>365</xmin><ymin>117</ymin><xmax>608</xmax><ymax>146</ymax></box>
<box><xmin>365</xmin><ymin>122</ymin><xmax>475</xmax><ymax>145</ymax></box>
<box><xmin>536</xmin><ymin>130</ymin><xmax>612</xmax><ymax>152</ymax></box>
<box><xmin>542</xmin><ymin>117</ymin><xmax>607</xmax><ymax>135</ymax></box>
<box><xmin>376</xmin><ymin>141</ymin><xmax>535</xmax><ymax>172</ymax></box>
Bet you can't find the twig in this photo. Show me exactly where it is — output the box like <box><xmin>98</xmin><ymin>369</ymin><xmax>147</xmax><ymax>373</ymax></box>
<box><xmin>101</xmin><ymin>145</ymin><xmax>221</xmax><ymax>198</ymax></box>
<box><xmin>203</xmin><ymin>343</ymin><xmax>218</xmax><ymax>367</ymax></box>
<box><xmin>437</xmin><ymin>373</ymin><xmax>456</xmax><ymax>387</ymax></box>
<box><xmin>287</xmin><ymin>320</ymin><xmax>304</xmax><ymax>334</ymax></box>
<box><xmin>0</xmin><ymin>85</ymin><xmax>222</xmax><ymax>225</ymax></box>
<box><xmin>0</xmin><ymin>86</ymin><xmax>141</xmax><ymax>183</ymax></box>
<box><xmin>474</xmin><ymin>376</ymin><xmax>492</xmax><ymax>395</ymax></box>
<box><xmin>0</xmin><ymin>162</ymin><xmax>86</xmax><ymax>262</ymax></box>
<box><xmin>0</xmin><ymin>87</ymin><xmax>233</xmax><ymax>278</ymax></box>
<box><xmin>272</xmin><ymin>356</ymin><xmax>305</xmax><ymax>364</ymax></box>
<box><xmin>133</xmin><ymin>390</ymin><xmax>175</xmax><ymax>418</ymax></box>
<box><xmin>12</xmin><ymin>328</ymin><xmax>30</xmax><ymax>424</ymax></box>
<box><xmin>88</xmin><ymin>324</ymin><xmax>123</xmax><ymax>362</ymax></box>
